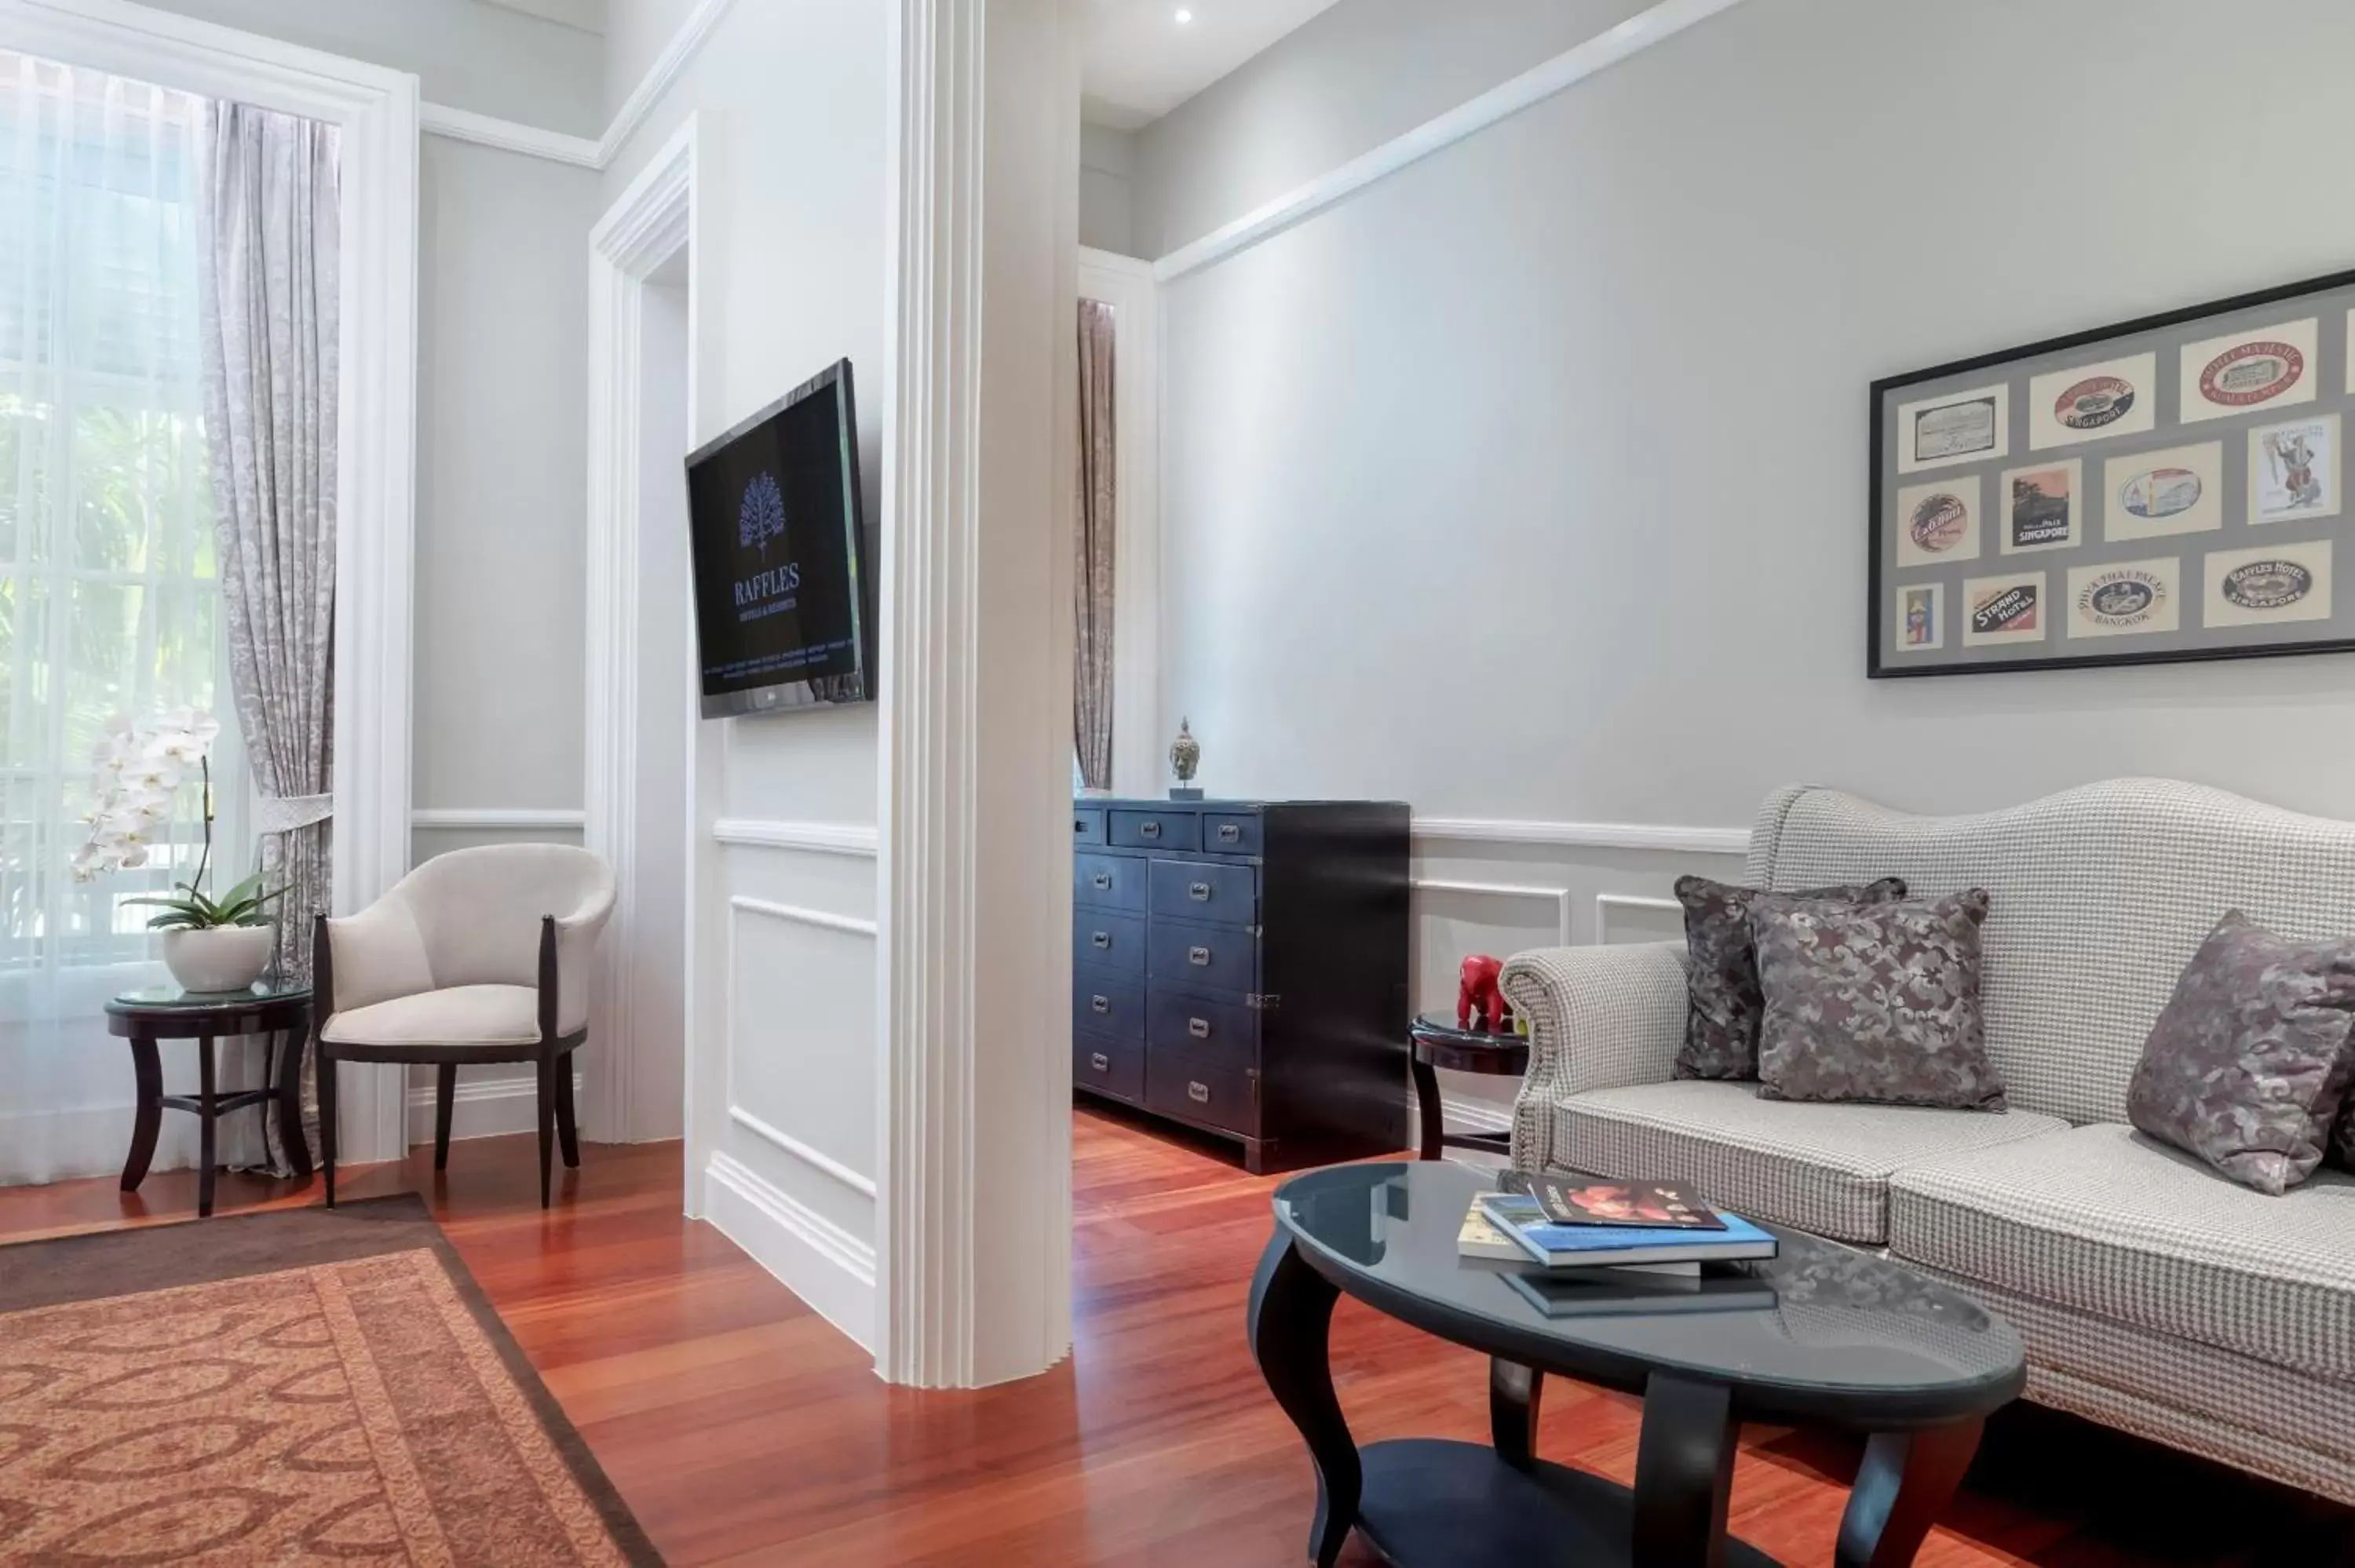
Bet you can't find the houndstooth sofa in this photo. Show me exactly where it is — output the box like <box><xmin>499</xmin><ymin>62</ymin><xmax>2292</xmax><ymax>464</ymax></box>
<box><xmin>1501</xmin><ymin>778</ymin><xmax>2355</xmax><ymax>1505</ymax></box>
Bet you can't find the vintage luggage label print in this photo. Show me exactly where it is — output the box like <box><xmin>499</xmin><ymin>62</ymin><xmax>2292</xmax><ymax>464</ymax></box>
<box><xmin>1962</xmin><ymin>571</ymin><xmax>2046</xmax><ymax>647</ymax></box>
<box><xmin>2028</xmin><ymin>354</ymin><xmax>2156</xmax><ymax>450</ymax></box>
<box><xmin>2179</xmin><ymin>318</ymin><xmax>2318</xmax><ymax>424</ymax></box>
<box><xmin>2105</xmin><ymin>441</ymin><xmax>2224</xmax><ymax>541</ymax></box>
<box><xmin>1999</xmin><ymin>460</ymin><xmax>2079</xmax><ymax>554</ymax></box>
<box><xmin>1897</xmin><ymin>384</ymin><xmax>2008</xmax><ymax>473</ymax></box>
<box><xmin>1894</xmin><ymin>476</ymin><xmax>1981</xmax><ymax>568</ymax></box>
<box><xmin>2204</xmin><ymin>542</ymin><xmax>2335</xmax><ymax>628</ymax></box>
<box><xmin>2068</xmin><ymin>557</ymin><xmax>2180</xmax><ymax>639</ymax></box>
<box><xmin>2249</xmin><ymin>414</ymin><xmax>2340</xmax><ymax>525</ymax></box>
<box><xmin>1897</xmin><ymin>582</ymin><xmax>1944</xmax><ymax>651</ymax></box>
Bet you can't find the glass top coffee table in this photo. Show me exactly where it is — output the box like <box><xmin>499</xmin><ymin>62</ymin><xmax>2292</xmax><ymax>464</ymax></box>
<box><xmin>1249</xmin><ymin>1160</ymin><xmax>2025</xmax><ymax>1568</ymax></box>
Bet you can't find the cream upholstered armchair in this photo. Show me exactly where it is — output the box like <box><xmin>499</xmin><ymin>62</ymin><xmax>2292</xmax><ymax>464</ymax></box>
<box><xmin>312</xmin><ymin>844</ymin><xmax>615</xmax><ymax>1208</ymax></box>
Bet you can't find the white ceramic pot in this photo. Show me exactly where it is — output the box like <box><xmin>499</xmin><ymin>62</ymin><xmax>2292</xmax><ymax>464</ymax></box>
<box><xmin>162</xmin><ymin>924</ymin><xmax>276</xmax><ymax>994</ymax></box>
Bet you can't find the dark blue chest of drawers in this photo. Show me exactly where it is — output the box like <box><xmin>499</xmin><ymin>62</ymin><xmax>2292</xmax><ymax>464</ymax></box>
<box><xmin>1071</xmin><ymin>797</ymin><xmax>1410</xmax><ymax>1172</ymax></box>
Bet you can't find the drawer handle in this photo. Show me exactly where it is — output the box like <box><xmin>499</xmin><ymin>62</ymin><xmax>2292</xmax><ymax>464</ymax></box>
<box><xmin>1218</xmin><ymin>823</ymin><xmax>1240</xmax><ymax>843</ymax></box>
<box><xmin>1188</xmin><ymin>1016</ymin><xmax>1210</xmax><ymax>1039</ymax></box>
<box><xmin>1090</xmin><ymin>931</ymin><xmax>1111</xmax><ymax>950</ymax></box>
<box><xmin>1188</xmin><ymin>1081</ymin><xmax>1210</xmax><ymax>1103</ymax></box>
<box><xmin>1188</xmin><ymin>945</ymin><xmax>1210</xmax><ymax>966</ymax></box>
<box><xmin>1090</xmin><ymin>1052</ymin><xmax>1109</xmax><ymax>1072</ymax></box>
<box><xmin>1074</xmin><ymin>818</ymin><xmax>1088</xmax><ymax>834</ymax></box>
<box><xmin>1189</xmin><ymin>881</ymin><xmax>1211</xmax><ymax>902</ymax></box>
<box><xmin>1092</xmin><ymin>873</ymin><xmax>1112</xmax><ymax>890</ymax></box>
<box><xmin>1139</xmin><ymin>820</ymin><xmax>1161</xmax><ymax>839</ymax></box>
<box><xmin>1090</xmin><ymin>995</ymin><xmax>1110</xmax><ymax>1015</ymax></box>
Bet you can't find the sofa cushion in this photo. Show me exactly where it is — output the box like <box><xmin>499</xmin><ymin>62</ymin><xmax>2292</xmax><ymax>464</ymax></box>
<box><xmin>1889</xmin><ymin>1121</ymin><xmax>2355</xmax><ymax>1381</ymax></box>
<box><xmin>1753</xmin><ymin>889</ymin><xmax>2004</xmax><ymax>1110</ymax></box>
<box><xmin>1672</xmin><ymin>873</ymin><xmax>1908</xmax><ymax>1080</ymax></box>
<box><xmin>1550</xmin><ymin>1080</ymin><xmax>2068</xmax><ymax>1244</ymax></box>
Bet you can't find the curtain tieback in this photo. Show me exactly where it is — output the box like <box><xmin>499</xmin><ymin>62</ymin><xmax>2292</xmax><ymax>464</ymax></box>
<box><xmin>255</xmin><ymin>793</ymin><xmax>334</xmax><ymax>834</ymax></box>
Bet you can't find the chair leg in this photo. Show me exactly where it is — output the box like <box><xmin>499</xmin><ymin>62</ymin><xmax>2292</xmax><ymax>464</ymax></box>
<box><xmin>554</xmin><ymin>1052</ymin><xmax>580</xmax><ymax>1169</ymax></box>
<box><xmin>433</xmin><ymin>1064</ymin><xmax>457</xmax><ymax>1171</ymax></box>
<box><xmin>535</xmin><ymin>1054</ymin><xmax>556</xmax><ymax>1209</ymax></box>
<box><xmin>319</xmin><ymin>1051</ymin><xmax>339</xmax><ymax>1208</ymax></box>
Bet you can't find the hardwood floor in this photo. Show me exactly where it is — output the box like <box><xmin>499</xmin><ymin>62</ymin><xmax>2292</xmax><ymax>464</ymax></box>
<box><xmin>2</xmin><ymin>1106</ymin><xmax>2349</xmax><ymax>1566</ymax></box>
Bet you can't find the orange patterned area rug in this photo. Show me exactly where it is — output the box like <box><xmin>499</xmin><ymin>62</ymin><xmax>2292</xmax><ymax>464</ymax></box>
<box><xmin>0</xmin><ymin>1196</ymin><xmax>660</xmax><ymax>1566</ymax></box>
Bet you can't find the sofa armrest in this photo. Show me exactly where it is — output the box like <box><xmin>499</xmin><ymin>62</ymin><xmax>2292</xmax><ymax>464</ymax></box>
<box><xmin>1499</xmin><ymin>941</ymin><xmax>1690</xmax><ymax>1172</ymax></box>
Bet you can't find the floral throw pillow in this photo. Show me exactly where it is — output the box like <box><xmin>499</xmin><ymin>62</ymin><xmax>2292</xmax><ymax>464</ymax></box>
<box><xmin>1751</xmin><ymin>889</ymin><xmax>2005</xmax><ymax>1110</ymax></box>
<box><xmin>2127</xmin><ymin>911</ymin><xmax>2355</xmax><ymax>1196</ymax></box>
<box><xmin>1673</xmin><ymin>874</ymin><xmax>1908</xmax><ymax>1080</ymax></box>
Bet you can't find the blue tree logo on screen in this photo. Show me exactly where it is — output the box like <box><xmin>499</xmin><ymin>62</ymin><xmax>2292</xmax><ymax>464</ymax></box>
<box><xmin>739</xmin><ymin>472</ymin><xmax>786</xmax><ymax>559</ymax></box>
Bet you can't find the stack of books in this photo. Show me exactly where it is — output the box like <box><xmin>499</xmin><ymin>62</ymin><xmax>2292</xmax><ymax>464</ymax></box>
<box><xmin>1459</xmin><ymin>1176</ymin><xmax>1778</xmax><ymax>1315</ymax></box>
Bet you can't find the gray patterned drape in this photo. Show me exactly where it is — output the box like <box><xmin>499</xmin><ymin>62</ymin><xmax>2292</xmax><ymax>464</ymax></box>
<box><xmin>197</xmin><ymin>102</ymin><xmax>341</xmax><ymax>1176</ymax></box>
<box><xmin>1075</xmin><ymin>301</ymin><xmax>1116</xmax><ymax>791</ymax></box>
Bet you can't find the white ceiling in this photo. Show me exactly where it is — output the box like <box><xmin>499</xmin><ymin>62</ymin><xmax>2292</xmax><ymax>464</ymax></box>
<box><xmin>476</xmin><ymin>0</ymin><xmax>606</xmax><ymax>35</ymax></box>
<box><xmin>1082</xmin><ymin>0</ymin><xmax>1341</xmax><ymax>131</ymax></box>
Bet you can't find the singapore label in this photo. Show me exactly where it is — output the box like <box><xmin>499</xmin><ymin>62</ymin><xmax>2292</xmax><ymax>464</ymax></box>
<box><xmin>2001</xmin><ymin>460</ymin><xmax>2078</xmax><ymax>553</ymax></box>
<box><xmin>2105</xmin><ymin>442</ymin><xmax>2224</xmax><ymax>540</ymax></box>
<box><xmin>2028</xmin><ymin>353</ymin><xmax>2155</xmax><ymax>449</ymax></box>
<box><xmin>1962</xmin><ymin>571</ymin><xmax>2046</xmax><ymax>647</ymax></box>
<box><xmin>2067</xmin><ymin>557</ymin><xmax>2180</xmax><ymax>639</ymax></box>
<box><xmin>1894</xmin><ymin>476</ymin><xmax>1981</xmax><ymax>568</ymax></box>
<box><xmin>2203</xmin><ymin>541</ymin><xmax>2334</xmax><ymax>629</ymax></box>
<box><xmin>2179</xmin><ymin>317</ymin><xmax>2318</xmax><ymax>423</ymax></box>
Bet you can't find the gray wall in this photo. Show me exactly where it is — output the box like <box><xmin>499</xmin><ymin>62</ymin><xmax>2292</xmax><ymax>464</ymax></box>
<box><xmin>1131</xmin><ymin>0</ymin><xmax>1645</xmax><ymax>257</ymax></box>
<box><xmin>1080</xmin><ymin>122</ymin><xmax>1138</xmax><ymax>257</ymax></box>
<box><xmin>1144</xmin><ymin>0</ymin><xmax>2355</xmax><ymax>831</ymax></box>
<box><xmin>137</xmin><ymin>0</ymin><xmax>604</xmax><ymax>136</ymax></box>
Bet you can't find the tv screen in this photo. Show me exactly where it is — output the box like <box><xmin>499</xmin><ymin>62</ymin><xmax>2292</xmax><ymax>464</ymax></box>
<box><xmin>684</xmin><ymin>359</ymin><xmax>873</xmax><ymax>718</ymax></box>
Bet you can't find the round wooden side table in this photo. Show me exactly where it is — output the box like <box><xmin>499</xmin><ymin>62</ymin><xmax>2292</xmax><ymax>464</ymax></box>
<box><xmin>105</xmin><ymin>982</ymin><xmax>313</xmax><ymax>1217</ymax></box>
<box><xmin>1408</xmin><ymin>1012</ymin><xmax>1529</xmax><ymax>1161</ymax></box>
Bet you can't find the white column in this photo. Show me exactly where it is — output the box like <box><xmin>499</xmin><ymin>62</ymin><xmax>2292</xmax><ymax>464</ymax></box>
<box><xmin>876</xmin><ymin>0</ymin><xmax>1081</xmax><ymax>1388</ymax></box>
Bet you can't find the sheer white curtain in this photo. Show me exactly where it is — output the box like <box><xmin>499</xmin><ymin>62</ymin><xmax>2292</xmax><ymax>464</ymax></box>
<box><xmin>0</xmin><ymin>53</ymin><xmax>250</xmax><ymax>1185</ymax></box>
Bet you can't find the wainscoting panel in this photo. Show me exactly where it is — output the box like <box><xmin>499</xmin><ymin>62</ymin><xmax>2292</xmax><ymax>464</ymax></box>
<box><xmin>1409</xmin><ymin>829</ymin><xmax>1742</xmax><ymax>1129</ymax></box>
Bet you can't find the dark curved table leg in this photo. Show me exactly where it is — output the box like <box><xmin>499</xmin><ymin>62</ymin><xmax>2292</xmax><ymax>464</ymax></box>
<box><xmin>1409</xmin><ymin>1056</ymin><xmax>1444</xmax><ymax>1160</ymax></box>
<box><xmin>1835</xmin><ymin>1418</ymin><xmax>1983</xmax><ymax>1568</ymax></box>
<box><xmin>1247</xmin><ymin>1231</ymin><xmax>1360</xmax><ymax>1568</ymax></box>
<box><xmin>1633</xmin><ymin>1373</ymin><xmax>1736</xmax><ymax>1567</ymax></box>
<box><xmin>1490</xmin><ymin>1358</ymin><xmax>1543</xmax><ymax>1470</ymax></box>
<box><xmin>122</xmin><ymin>1034</ymin><xmax>162</xmax><ymax>1191</ymax></box>
<box><xmin>275</xmin><ymin>1027</ymin><xmax>312</xmax><ymax>1178</ymax></box>
<box><xmin>196</xmin><ymin>1034</ymin><xmax>217</xmax><ymax>1219</ymax></box>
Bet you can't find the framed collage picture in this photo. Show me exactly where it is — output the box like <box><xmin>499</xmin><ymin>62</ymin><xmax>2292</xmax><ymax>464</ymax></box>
<box><xmin>1869</xmin><ymin>266</ymin><xmax>2355</xmax><ymax>676</ymax></box>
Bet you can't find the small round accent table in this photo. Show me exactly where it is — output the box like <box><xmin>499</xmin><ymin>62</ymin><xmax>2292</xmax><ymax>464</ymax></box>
<box><xmin>105</xmin><ymin>982</ymin><xmax>312</xmax><ymax>1218</ymax></box>
<box><xmin>1408</xmin><ymin>1012</ymin><xmax>1529</xmax><ymax>1161</ymax></box>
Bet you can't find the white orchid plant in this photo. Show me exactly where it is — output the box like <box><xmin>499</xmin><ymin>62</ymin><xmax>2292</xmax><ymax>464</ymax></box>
<box><xmin>71</xmin><ymin>708</ymin><xmax>283</xmax><ymax>931</ymax></box>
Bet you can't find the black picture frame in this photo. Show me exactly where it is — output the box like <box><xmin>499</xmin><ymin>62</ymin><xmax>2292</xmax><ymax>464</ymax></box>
<box><xmin>1869</xmin><ymin>264</ymin><xmax>2355</xmax><ymax>678</ymax></box>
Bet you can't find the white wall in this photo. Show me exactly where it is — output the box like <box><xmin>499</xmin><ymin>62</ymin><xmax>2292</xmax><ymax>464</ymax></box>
<box><xmin>602</xmin><ymin>0</ymin><xmax>889</xmax><ymax>1347</ymax></box>
<box><xmin>1079</xmin><ymin>122</ymin><xmax>1138</xmax><ymax>257</ymax></box>
<box><xmin>1140</xmin><ymin>0</ymin><xmax>2355</xmax><ymax>1113</ymax></box>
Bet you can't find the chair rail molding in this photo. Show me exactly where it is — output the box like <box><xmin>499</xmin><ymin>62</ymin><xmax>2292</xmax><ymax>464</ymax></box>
<box><xmin>411</xmin><ymin>807</ymin><xmax>589</xmax><ymax>831</ymax></box>
<box><xmin>712</xmin><ymin>819</ymin><xmax>882</xmax><ymax>857</ymax></box>
<box><xmin>0</xmin><ymin>0</ymin><xmax>422</xmax><ymax>1166</ymax></box>
<box><xmin>878</xmin><ymin>0</ymin><xmax>1079</xmax><ymax>1390</ymax></box>
<box><xmin>1412</xmin><ymin>815</ymin><xmax>1749</xmax><ymax>856</ymax></box>
<box><xmin>1152</xmin><ymin>0</ymin><xmax>1751</xmax><ymax>283</ymax></box>
<box><xmin>585</xmin><ymin>115</ymin><xmax>699</xmax><ymax>1150</ymax></box>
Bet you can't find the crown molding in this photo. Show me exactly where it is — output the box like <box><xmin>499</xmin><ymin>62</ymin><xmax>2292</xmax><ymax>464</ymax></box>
<box><xmin>1153</xmin><ymin>0</ymin><xmax>1751</xmax><ymax>283</ymax></box>
<box><xmin>598</xmin><ymin>0</ymin><xmax>738</xmax><ymax>168</ymax></box>
<box><xmin>420</xmin><ymin>100</ymin><xmax>601</xmax><ymax>166</ymax></box>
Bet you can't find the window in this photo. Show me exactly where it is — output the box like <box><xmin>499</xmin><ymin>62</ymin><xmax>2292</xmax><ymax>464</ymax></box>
<box><xmin>0</xmin><ymin>53</ymin><xmax>236</xmax><ymax>1005</ymax></box>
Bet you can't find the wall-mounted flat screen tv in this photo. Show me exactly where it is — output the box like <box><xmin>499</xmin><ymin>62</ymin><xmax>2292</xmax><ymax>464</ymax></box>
<box><xmin>684</xmin><ymin>358</ymin><xmax>873</xmax><ymax>718</ymax></box>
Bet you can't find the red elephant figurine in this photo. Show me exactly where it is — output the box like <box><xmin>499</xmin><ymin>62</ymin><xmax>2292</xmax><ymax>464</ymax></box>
<box><xmin>1457</xmin><ymin>954</ymin><xmax>1510</xmax><ymax>1033</ymax></box>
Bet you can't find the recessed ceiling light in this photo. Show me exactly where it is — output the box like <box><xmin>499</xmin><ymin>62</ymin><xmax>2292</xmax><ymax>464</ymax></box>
<box><xmin>1175</xmin><ymin>8</ymin><xmax>1193</xmax><ymax>22</ymax></box>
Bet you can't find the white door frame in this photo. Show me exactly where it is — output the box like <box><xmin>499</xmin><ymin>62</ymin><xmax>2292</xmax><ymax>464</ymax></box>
<box><xmin>584</xmin><ymin>117</ymin><xmax>700</xmax><ymax>1146</ymax></box>
<box><xmin>1075</xmin><ymin>246</ymin><xmax>1159</xmax><ymax>797</ymax></box>
<box><xmin>0</xmin><ymin>0</ymin><xmax>422</xmax><ymax>1163</ymax></box>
